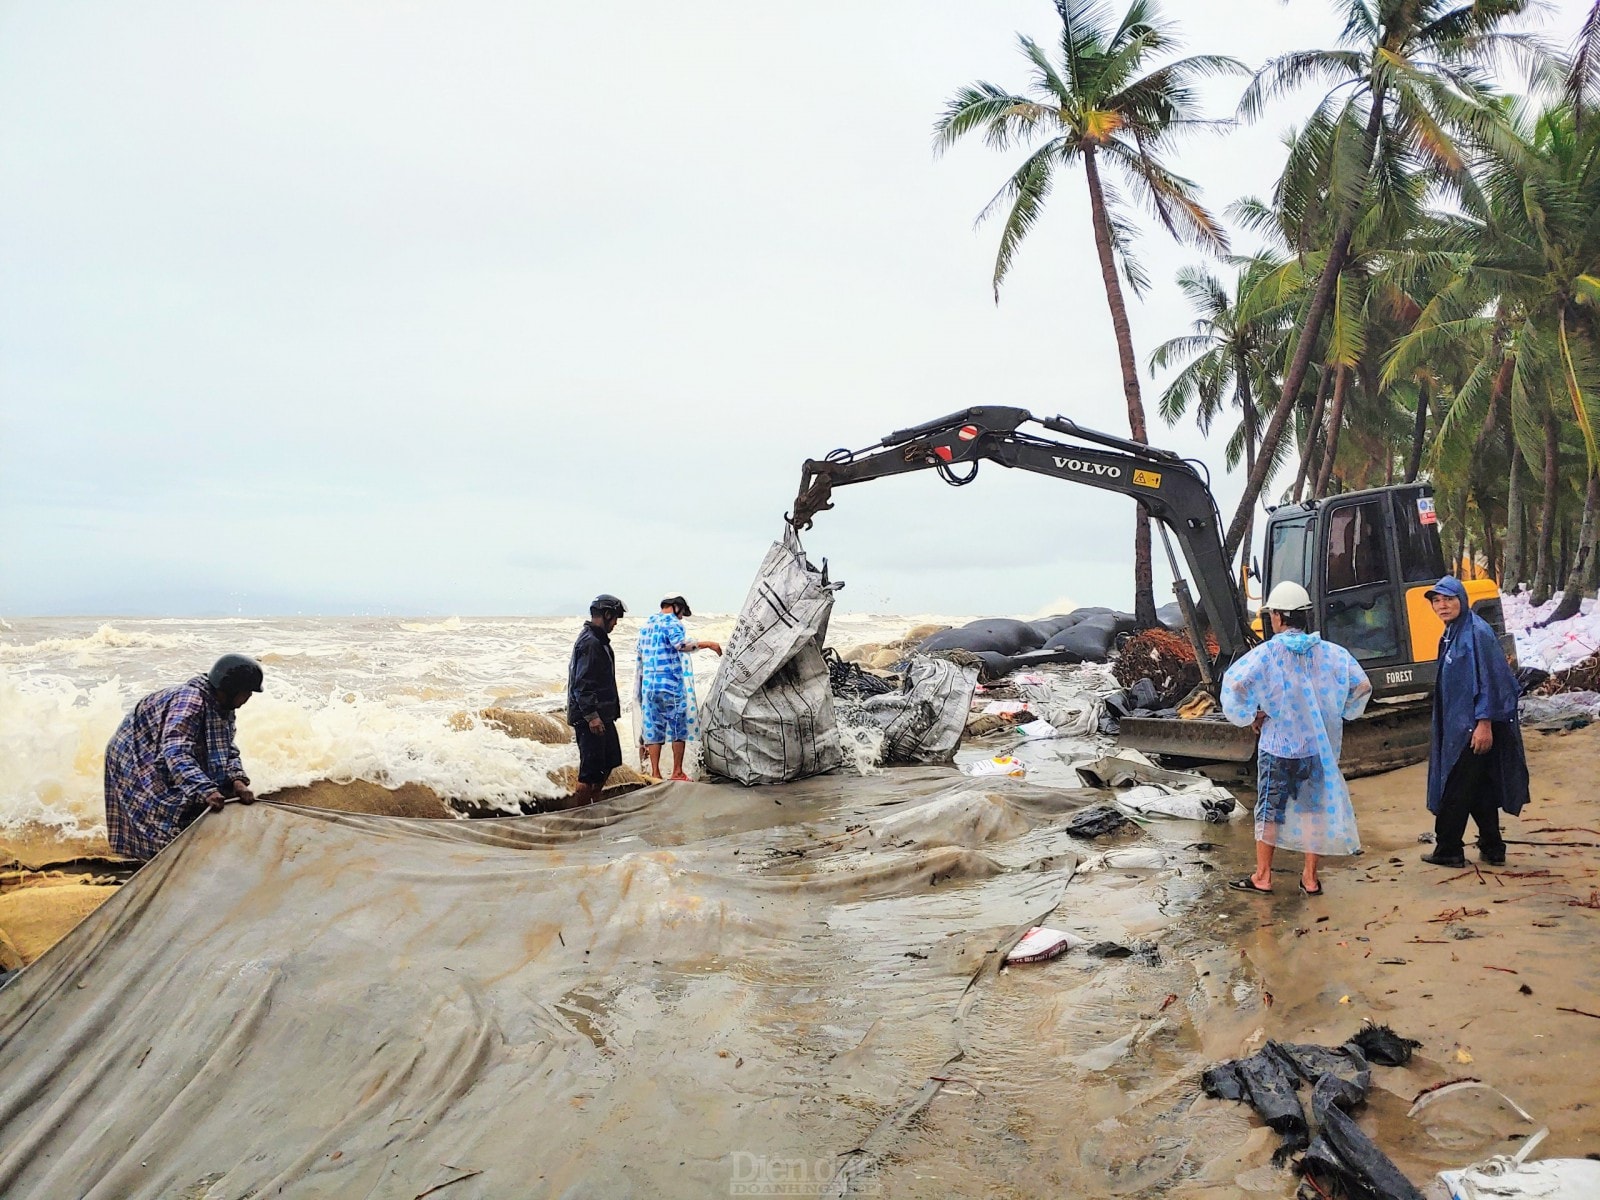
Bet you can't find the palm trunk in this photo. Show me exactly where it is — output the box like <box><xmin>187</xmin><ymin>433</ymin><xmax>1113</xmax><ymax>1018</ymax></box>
<box><xmin>1223</xmin><ymin>94</ymin><xmax>1386</xmax><ymax>560</ymax></box>
<box><xmin>1083</xmin><ymin>145</ymin><xmax>1156</xmax><ymax>628</ymax></box>
<box><xmin>1313</xmin><ymin>365</ymin><xmax>1350</xmax><ymax>497</ymax></box>
<box><xmin>1236</xmin><ymin>349</ymin><xmax>1257</xmax><ymax>575</ymax></box>
<box><xmin>1531</xmin><ymin>406</ymin><xmax>1560</xmax><ymax>605</ymax></box>
<box><xmin>1404</xmin><ymin>376</ymin><xmax>1430</xmax><ymax>483</ymax></box>
<box><xmin>1545</xmin><ymin>470</ymin><xmax>1599</xmax><ymax>622</ymax></box>
<box><xmin>1503</xmin><ymin>436</ymin><xmax>1525</xmax><ymax>590</ymax></box>
<box><xmin>1292</xmin><ymin>366</ymin><xmax>1332</xmax><ymax>502</ymax></box>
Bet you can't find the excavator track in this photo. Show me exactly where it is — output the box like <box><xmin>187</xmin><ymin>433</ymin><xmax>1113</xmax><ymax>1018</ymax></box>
<box><xmin>1119</xmin><ymin>700</ymin><xmax>1433</xmax><ymax>784</ymax></box>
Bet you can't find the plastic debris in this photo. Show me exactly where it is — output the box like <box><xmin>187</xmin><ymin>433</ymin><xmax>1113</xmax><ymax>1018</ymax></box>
<box><xmin>962</xmin><ymin>755</ymin><xmax>1026</xmax><ymax>779</ymax></box>
<box><xmin>1062</xmin><ymin>804</ymin><xmax>1133</xmax><ymax>839</ymax></box>
<box><xmin>1005</xmin><ymin>926</ymin><xmax>1087</xmax><ymax>964</ymax></box>
<box><xmin>1016</xmin><ymin>720</ymin><xmax>1058</xmax><ymax>739</ymax></box>
<box><xmin>1201</xmin><ymin>1025</ymin><xmax>1428</xmax><ymax>1197</ymax></box>
<box><xmin>1076</xmin><ymin>754</ymin><xmax>1238</xmax><ymax>822</ymax></box>
<box><xmin>1437</xmin><ymin>1128</ymin><xmax>1600</xmax><ymax>1198</ymax></box>
<box><xmin>1507</xmin><ymin>591</ymin><xmax>1600</xmax><ymax>674</ymax></box>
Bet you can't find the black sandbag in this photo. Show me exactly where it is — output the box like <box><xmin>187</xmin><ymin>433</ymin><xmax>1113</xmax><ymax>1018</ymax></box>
<box><xmin>1156</xmin><ymin>601</ymin><xmax>1187</xmax><ymax>631</ymax></box>
<box><xmin>1045</xmin><ymin>617</ymin><xmax>1119</xmax><ymax>662</ymax></box>
<box><xmin>1028</xmin><ymin>612</ymin><xmax>1086</xmax><ymax>639</ymax></box>
<box><xmin>1009</xmin><ymin>647</ymin><xmax>1083</xmax><ymax>668</ymax></box>
<box><xmin>1107</xmin><ymin>611</ymin><xmax>1140</xmax><ymax>636</ymax></box>
<box><xmin>971</xmin><ymin>651</ymin><xmax>1017</xmax><ymax>681</ymax></box>
<box><xmin>919</xmin><ymin>618</ymin><xmax>1045</xmax><ymax>657</ymax></box>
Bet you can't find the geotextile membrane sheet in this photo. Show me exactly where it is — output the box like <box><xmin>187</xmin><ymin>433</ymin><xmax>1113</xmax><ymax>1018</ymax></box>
<box><xmin>0</xmin><ymin>773</ymin><xmax>1235</xmax><ymax>1199</ymax></box>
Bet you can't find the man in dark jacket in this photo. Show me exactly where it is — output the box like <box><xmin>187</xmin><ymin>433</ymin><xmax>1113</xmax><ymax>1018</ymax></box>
<box><xmin>1421</xmin><ymin>576</ymin><xmax>1529</xmax><ymax>868</ymax></box>
<box><xmin>566</xmin><ymin>594</ymin><xmax>626</xmax><ymax>806</ymax></box>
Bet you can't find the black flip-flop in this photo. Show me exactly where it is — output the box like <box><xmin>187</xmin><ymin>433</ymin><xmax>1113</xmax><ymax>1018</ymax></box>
<box><xmin>1228</xmin><ymin>877</ymin><xmax>1273</xmax><ymax>895</ymax></box>
<box><xmin>1299</xmin><ymin>881</ymin><xmax>1324</xmax><ymax>897</ymax></box>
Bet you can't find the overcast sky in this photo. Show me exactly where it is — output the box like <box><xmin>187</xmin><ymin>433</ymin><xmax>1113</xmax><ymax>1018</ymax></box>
<box><xmin>1</xmin><ymin>0</ymin><xmax>1589</xmax><ymax>618</ymax></box>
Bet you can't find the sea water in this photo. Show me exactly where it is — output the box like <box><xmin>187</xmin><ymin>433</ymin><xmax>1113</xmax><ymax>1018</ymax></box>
<box><xmin>0</xmin><ymin>612</ymin><xmax>940</xmax><ymax>842</ymax></box>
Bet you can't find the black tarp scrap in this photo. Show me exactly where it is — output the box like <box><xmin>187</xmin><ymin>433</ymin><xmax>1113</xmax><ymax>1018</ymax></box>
<box><xmin>1200</xmin><ymin>1026</ymin><xmax>1426</xmax><ymax>1199</ymax></box>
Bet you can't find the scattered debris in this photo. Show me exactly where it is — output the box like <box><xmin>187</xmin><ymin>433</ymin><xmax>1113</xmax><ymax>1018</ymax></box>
<box><xmin>1004</xmin><ymin>927</ymin><xmax>1085</xmax><ymax>965</ymax></box>
<box><xmin>1201</xmin><ymin>1025</ymin><xmax>1426</xmax><ymax>1197</ymax></box>
<box><xmin>1062</xmin><ymin>805</ymin><xmax>1133</xmax><ymax>839</ymax></box>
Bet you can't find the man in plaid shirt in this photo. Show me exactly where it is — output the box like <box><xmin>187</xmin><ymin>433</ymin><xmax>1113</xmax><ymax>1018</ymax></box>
<box><xmin>103</xmin><ymin>654</ymin><xmax>265</xmax><ymax>861</ymax></box>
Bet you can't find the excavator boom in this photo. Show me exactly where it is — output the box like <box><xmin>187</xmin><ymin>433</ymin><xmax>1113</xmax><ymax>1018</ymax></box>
<box><xmin>790</xmin><ymin>406</ymin><xmax>1255</xmax><ymax>673</ymax></box>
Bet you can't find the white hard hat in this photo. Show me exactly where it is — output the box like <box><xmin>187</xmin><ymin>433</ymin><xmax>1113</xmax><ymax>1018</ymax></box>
<box><xmin>1265</xmin><ymin>581</ymin><xmax>1312</xmax><ymax>612</ymax></box>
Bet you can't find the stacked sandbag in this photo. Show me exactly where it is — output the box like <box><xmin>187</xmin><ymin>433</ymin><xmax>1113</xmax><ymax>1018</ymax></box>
<box><xmin>917</xmin><ymin>610</ymin><xmax>1137</xmax><ymax>679</ymax></box>
<box><xmin>919</xmin><ymin>619</ymin><xmax>1045</xmax><ymax>657</ymax></box>
<box><xmin>1040</xmin><ymin>610</ymin><xmax>1137</xmax><ymax>663</ymax></box>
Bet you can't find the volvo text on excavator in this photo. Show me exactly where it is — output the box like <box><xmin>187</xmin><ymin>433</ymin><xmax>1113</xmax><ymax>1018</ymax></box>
<box><xmin>788</xmin><ymin>407</ymin><xmax>1514</xmax><ymax>777</ymax></box>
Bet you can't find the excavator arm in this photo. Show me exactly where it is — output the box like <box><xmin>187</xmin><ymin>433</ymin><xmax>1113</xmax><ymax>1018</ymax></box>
<box><xmin>789</xmin><ymin>406</ymin><xmax>1256</xmax><ymax>673</ymax></box>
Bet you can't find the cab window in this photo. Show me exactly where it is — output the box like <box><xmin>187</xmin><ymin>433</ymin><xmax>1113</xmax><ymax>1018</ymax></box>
<box><xmin>1324</xmin><ymin>501</ymin><xmax>1390</xmax><ymax>592</ymax></box>
<box><xmin>1267</xmin><ymin>518</ymin><xmax>1313</xmax><ymax>593</ymax></box>
<box><xmin>1392</xmin><ymin>492</ymin><xmax>1446</xmax><ymax>583</ymax></box>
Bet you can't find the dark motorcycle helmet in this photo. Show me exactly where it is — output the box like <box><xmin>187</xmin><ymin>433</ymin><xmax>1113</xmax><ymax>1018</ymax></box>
<box><xmin>589</xmin><ymin>594</ymin><xmax>627</xmax><ymax>619</ymax></box>
<box><xmin>208</xmin><ymin>653</ymin><xmax>265</xmax><ymax>696</ymax></box>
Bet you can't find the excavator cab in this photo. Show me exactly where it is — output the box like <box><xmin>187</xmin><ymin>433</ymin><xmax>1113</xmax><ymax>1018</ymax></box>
<box><xmin>1259</xmin><ymin>483</ymin><xmax>1513</xmax><ymax>701</ymax></box>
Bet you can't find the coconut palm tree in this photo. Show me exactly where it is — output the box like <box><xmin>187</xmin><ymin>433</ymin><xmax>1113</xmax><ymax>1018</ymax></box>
<box><xmin>1220</xmin><ymin>0</ymin><xmax>1543</xmax><ymax>562</ymax></box>
<box><xmin>934</xmin><ymin>0</ymin><xmax>1243</xmax><ymax>627</ymax></box>
<box><xmin>1149</xmin><ymin>255</ymin><xmax>1290</xmax><ymax>569</ymax></box>
<box><xmin>1386</xmin><ymin>104</ymin><xmax>1600</xmax><ymax>605</ymax></box>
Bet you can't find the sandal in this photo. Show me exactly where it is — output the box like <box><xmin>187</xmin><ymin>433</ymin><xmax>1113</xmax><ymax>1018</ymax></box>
<box><xmin>1299</xmin><ymin>880</ymin><xmax>1324</xmax><ymax>897</ymax></box>
<box><xmin>1228</xmin><ymin>877</ymin><xmax>1273</xmax><ymax>895</ymax></box>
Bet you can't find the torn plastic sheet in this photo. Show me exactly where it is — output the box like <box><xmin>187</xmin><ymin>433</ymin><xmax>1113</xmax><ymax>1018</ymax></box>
<box><xmin>1437</xmin><ymin>1127</ymin><xmax>1600</xmax><ymax>1197</ymax></box>
<box><xmin>845</xmin><ymin>655</ymin><xmax>980</xmax><ymax>765</ymax></box>
<box><xmin>1076</xmin><ymin>754</ymin><xmax>1238</xmax><ymax>823</ymax></box>
<box><xmin>1201</xmin><ymin>1027</ymin><xmax>1426</xmax><ymax>1199</ymax></box>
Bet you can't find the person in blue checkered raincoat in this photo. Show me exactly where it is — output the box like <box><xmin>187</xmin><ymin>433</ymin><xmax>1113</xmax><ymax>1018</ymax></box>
<box><xmin>1221</xmin><ymin>582</ymin><xmax>1372</xmax><ymax>898</ymax></box>
<box><xmin>634</xmin><ymin>595</ymin><xmax>721</xmax><ymax>781</ymax></box>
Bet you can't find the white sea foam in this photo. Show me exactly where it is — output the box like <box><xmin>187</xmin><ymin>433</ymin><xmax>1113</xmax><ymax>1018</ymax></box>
<box><xmin>0</xmin><ymin>613</ymin><xmax>932</xmax><ymax>837</ymax></box>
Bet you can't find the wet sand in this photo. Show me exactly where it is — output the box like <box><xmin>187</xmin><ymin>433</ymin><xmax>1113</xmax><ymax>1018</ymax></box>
<box><xmin>1191</xmin><ymin>721</ymin><xmax>1600</xmax><ymax>1189</ymax></box>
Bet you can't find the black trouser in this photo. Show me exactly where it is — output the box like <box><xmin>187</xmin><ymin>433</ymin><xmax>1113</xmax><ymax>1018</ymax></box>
<box><xmin>574</xmin><ymin>719</ymin><xmax>623</xmax><ymax>786</ymax></box>
<box><xmin>1434</xmin><ymin>747</ymin><xmax>1505</xmax><ymax>860</ymax></box>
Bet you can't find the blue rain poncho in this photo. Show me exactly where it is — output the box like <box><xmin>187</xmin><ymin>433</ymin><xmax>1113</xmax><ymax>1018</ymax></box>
<box><xmin>1425</xmin><ymin>576</ymin><xmax>1528</xmax><ymax>816</ymax></box>
<box><xmin>1222</xmin><ymin>631</ymin><xmax>1373</xmax><ymax>856</ymax></box>
<box><xmin>633</xmin><ymin>611</ymin><xmax>701</xmax><ymax>750</ymax></box>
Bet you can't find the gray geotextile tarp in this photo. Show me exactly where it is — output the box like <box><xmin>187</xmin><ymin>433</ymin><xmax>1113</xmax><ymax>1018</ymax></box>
<box><xmin>0</xmin><ymin>775</ymin><xmax>1116</xmax><ymax>1200</ymax></box>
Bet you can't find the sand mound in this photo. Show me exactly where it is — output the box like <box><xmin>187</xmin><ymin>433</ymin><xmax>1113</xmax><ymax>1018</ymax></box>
<box><xmin>262</xmin><ymin>781</ymin><xmax>454</xmax><ymax>819</ymax></box>
<box><xmin>0</xmin><ymin>882</ymin><xmax>120</xmax><ymax>969</ymax></box>
<box><xmin>450</xmin><ymin>707</ymin><xmax>573</xmax><ymax>744</ymax></box>
<box><xmin>545</xmin><ymin>764</ymin><xmax>652</xmax><ymax>794</ymax></box>
<box><xmin>482</xmin><ymin>707</ymin><xmax>572</xmax><ymax>744</ymax></box>
<box><xmin>1</xmin><ymin>826</ymin><xmax>115</xmax><ymax>872</ymax></box>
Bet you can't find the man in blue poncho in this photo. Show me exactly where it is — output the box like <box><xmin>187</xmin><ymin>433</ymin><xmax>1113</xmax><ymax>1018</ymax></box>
<box><xmin>635</xmin><ymin>594</ymin><xmax>721</xmax><ymax>781</ymax></box>
<box><xmin>1421</xmin><ymin>576</ymin><xmax>1528</xmax><ymax>868</ymax></box>
<box><xmin>1222</xmin><ymin>582</ymin><xmax>1372</xmax><ymax>897</ymax></box>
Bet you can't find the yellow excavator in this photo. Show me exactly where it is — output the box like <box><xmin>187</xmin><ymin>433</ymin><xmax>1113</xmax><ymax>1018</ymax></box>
<box><xmin>789</xmin><ymin>407</ymin><xmax>1514</xmax><ymax>777</ymax></box>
